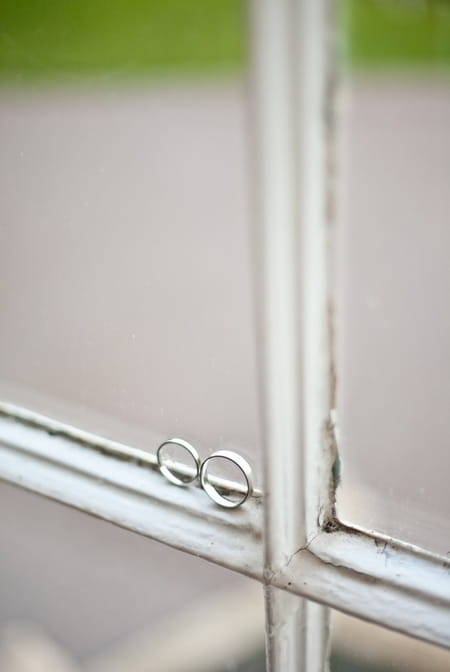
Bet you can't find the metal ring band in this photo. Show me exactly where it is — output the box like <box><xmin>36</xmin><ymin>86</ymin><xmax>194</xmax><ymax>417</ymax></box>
<box><xmin>200</xmin><ymin>450</ymin><xmax>254</xmax><ymax>508</ymax></box>
<box><xmin>157</xmin><ymin>438</ymin><xmax>200</xmax><ymax>486</ymax></box>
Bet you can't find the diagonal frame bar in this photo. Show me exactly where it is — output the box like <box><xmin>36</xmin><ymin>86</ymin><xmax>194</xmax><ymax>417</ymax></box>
<box><xmin>0</xmin><ymin>406</ymin><xmax>449</xmax><ymax>648</ymax></box>
<box><xmin>1</xmin><ymin>406</ymin><xmax>449</xmax><ymax>648</ymax></box>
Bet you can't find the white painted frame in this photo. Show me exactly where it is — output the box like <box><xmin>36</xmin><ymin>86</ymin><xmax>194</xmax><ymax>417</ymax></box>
<box><xmin>1</xmin><ymin>1</ymin><xmax>449</xmax><ymax>671</ymax></box>
<box><xmin>1</xmin><ymin>405</ymin><xmax>449</xmax><ymax>655</ymax></box>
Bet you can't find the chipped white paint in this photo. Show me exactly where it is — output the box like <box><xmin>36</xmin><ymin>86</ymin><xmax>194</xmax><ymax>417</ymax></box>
<box><xmin>0</xmin><ymin>410</ymin><xmax>449</xmax><ymax>649</ymax></box>
<box><xmin>1</xmin><ymin>3</ymin><xmax>450</xmax><ymax>668</ymax></box>
<box><xmin>0</xmin><ymin>410</ymin><xmax>263</xmax><ymax>578</ymax></box>
<box><xmin>0</xmin><ymin>401</ymin><xmax>263</xmax><ymax>499</ymax></box>
<box><xmin>250</xmin><ymin>0</ymin><xmax>334</xmax><ymax>668</ymax></box>
<box><xmin>278</xmin><ymin>528</ymin><xmax>450</xmax><ymax>648</ymax></box>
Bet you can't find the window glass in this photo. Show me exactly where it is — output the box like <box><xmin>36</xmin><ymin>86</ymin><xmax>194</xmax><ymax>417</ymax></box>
<box><xmin>0</xmin><ymin>481</ymin><xmax>264</xmax><ymax>670</ymax></box>
<box><xmin>336</xmin><ymin>1</ymin><xmax>450</xmax><ymax>554</ymax></box>
<box><xmin>331</xmin><ymin>608</ymin><xmax>450</xmax><ymax>672</ymax></box>
<box><xmin>0</xmin><ymin>2</ymin><xmax>262</xmax><ymax>484</ymax></box>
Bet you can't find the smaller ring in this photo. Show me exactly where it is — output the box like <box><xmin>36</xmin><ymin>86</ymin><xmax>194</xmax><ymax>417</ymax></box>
<box><xmin>157</xmin><ymin>438</ymin><xmax>200</xmax><ymax>486</ymax></box>
<box><xmin>200</xmin><ymin>450</ymin><xmax>253</xmax><ymax>509</ymax></box>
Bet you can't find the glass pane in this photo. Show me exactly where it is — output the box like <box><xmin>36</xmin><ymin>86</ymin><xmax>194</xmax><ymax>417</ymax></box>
<box><xmin>336</xmin><ymin>1</ymin><xmax>450</xmax><ymax>553</ymax></box>
<box><xmin>0</xmin><ymin>2</ymin><xmax>262</xmax><ymax>484</ymax></box>
<box><xmin>331</xmin><ymin>608</ymin><xmax>450</xmax><ymax>672</ymax></box>
<box><xmin>0</xmin><ymin>481</ymin><xmax>264</xmax><ymax>670</ymax></box>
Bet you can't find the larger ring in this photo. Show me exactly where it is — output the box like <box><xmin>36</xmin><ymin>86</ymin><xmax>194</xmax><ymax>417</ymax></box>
<box><xmin>200</xmin><ymin>450</ymin><xmax>254</xmax><ymax>508</ymax></box>
<box><xmin>157</xmin><ymin>438</ymin><xmax>200</xmax><ymax>486</ymax></box>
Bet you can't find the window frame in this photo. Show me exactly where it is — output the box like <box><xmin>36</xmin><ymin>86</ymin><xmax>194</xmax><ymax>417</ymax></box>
<box><xmin>0</xmin><ymin>1</ymin><xmax>449</xmax><ymax>671</ymax></box>
<box><xmin>0</xmin><ymin>402</ymin><xmax>449</xmax><ymax>653</ymax></box>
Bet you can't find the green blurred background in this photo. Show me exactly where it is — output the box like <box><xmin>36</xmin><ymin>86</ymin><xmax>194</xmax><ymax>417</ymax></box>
<box><xmin>0</xmin><ymin>0</ymin><xmax>449</xmax><ymax>82</ymax></box>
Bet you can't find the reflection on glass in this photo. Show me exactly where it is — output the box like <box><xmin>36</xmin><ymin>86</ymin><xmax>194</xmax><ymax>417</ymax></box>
<box><xmin>0</xmin><ymin>2</ymin><xmax>262</xmax><ymax>482</ymax></box>
<box><xmin>336</xmin><ymin>1</ymin><xmax>450</xmax><ymax>553</ymax></box>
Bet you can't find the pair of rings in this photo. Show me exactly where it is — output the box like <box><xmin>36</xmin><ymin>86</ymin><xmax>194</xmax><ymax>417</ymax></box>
<box><xmin>156</xmin><ymin>438</ymin><xmax>254</xmax><ymax>509</ymax></box>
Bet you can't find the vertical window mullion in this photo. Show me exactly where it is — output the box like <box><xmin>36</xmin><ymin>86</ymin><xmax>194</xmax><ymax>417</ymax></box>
<box><xmin>250</xmin><ymin>1</ymin><xmax>335</xmax><ymax>670</ymax></box>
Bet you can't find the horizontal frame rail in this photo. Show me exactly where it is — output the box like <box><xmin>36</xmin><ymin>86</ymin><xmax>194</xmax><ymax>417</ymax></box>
<box><xmin>0</xmin><ymin>406</ymin><xmax>263</xmax><ymax>578</ymax></box>
<box><xmin>0</xmin><ymin>402</ymin><xmax>262</xmax><ymax>498</ymax></box>
<box><xmin>278</xmin><ymin>527</ymin><xmax>450</xmax><ymax>648</ymax></box>
<box><xmin>0</xmin><ymin>407</ymin><xmax>449</xmax><ymax>648</ymax></box>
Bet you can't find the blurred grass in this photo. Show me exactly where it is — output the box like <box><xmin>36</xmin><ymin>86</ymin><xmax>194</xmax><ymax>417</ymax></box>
<box><xmin>0</xmin><ymin>0</ymin><xmax>449</xmax><ymax>82</ymax></box>
<box><xmin>0</xmin><ymin>0</ymin><xmax>245</xmax><ymax>82</ymax></box>
<box><xmin>344</xmin><ymin>0</ymin><xmax>450</xmax><ymax>69</ymax></box>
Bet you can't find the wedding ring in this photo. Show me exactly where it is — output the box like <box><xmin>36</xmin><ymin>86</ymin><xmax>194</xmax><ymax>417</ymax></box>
<box><xmin>200</xmin><ymin>450</ymin><xmax>253</xmax><ymax>508</ymax></box>
<box><xmin>157</xmin><ymin>438</ymin><xmax>200</xmax><ymax>486</ymax></box>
